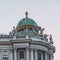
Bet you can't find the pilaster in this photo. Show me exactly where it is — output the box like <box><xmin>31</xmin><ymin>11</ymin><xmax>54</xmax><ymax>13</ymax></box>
<box><xmin>45</xmin><ymin>53</ymin><xmax>48</xmax><ymax>60</ymax></box>
<box><xmin>41</xmin><ymin>53</ymin><xmax>43</xmax><ymax>60</ymax></box>
<box><xmin>9</xmin><ymin>49</ymin><xmax>13</xmax><ymax>60</ymax></box>
<box><xmin>31</xmin><ymin>49</ymin><xmax>34</xmax><ymax>60</ymax></box>
<box><xmin>50</xmin><ymin>54</ymin><xmax>53</xmax><ymax>60</ymax></box>
<box><xmin>0</xmin><ymin>50</ymin><xmax>1</xmax><ymax>60</ymax></box>
<box><xmin>47</xmin><ymin>54</ymin><xmax>49</xmax><ymax>60</ymax></box>
<box><xmin>35</xmin><ymin>50</ymin><xmax>38</xmax><ymax>60</ymax></box>
<box><xmin>26</xmin><ymin>48</ymin><xmax>29</xmax><ymax>60</ymax></box>
<box><xmin>14</xmin><ymin>49</ymin><xmax>17</xmax><ymax>60</ymax></box>
<box><xmin>1</xmin><ymin>50</ymin><xmax>3</xmax><ymax>60</ymax></box>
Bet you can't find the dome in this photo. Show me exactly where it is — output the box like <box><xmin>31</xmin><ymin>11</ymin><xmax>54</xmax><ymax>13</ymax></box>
<box><xmin>16</xmin><ymin>12</ymin><xmax>38</xmax><ymax>36</ymax></box>
<box><xmin>17</xmin><ymin>17</ymin><xmax>38</xmax><ymax>27</ymax></box>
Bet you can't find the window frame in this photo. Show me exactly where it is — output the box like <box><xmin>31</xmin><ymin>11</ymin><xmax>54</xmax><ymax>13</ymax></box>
<box><xmin>18</xmin><ymin>50</ymin><xmax>25</xmax><ymax>60</ymax></box>
<box><xmin>3</xmin><ymin>50</ymin><xmax>8</xmax><ymax>60</ymax></box>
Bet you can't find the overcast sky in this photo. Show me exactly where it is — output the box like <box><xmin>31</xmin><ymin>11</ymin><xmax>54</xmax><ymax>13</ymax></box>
<box><xmin>0</xmin><ymin>0</ymin><xmax>60</xmax><ymax>60</ymax></box>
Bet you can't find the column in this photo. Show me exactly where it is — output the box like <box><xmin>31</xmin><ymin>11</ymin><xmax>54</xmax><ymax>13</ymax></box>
<box><xmin>35</xmin><ymin>50</ymin><xmax>38</xmax><ymax>60</ymax></box>
<box><xmin>14</xmin><ymin>49</ymin><xmax>17</xmax><ymax>60</ymax></box>
<box><xmin>49</xmin><ymin>50</ymin><xmax>53</xmax><ymax>60</ymax></box>
<box><xmin>47</xmin><ymin>54</ymin><xmax>49</xmax><ymax>60</ymax></box>
<box><xmin>45</xmin><ymin>53</ymin><xmax>48</xmax><ymax>60</ymax></box>
<box><xmin>26</xmin><ymin>48</ymin><xmax>29</xmax><ymax>60</ymax></box>
<box><xmin>31</xmin><ymin>49</ymin><xmax>34</xmax><ymax>60</ymax></box>
<box><xmin>9</xmin><ymin>49</ymin><xmax>13</xmax><ymax>60</ymax></box>
<box><xmin>41</xmin><ymin>53</ymin><xmax>43</xmax><ymax>60</ymax></box>
<box><xmin>0</xmin><ymin>50</ymin><xmax>1</xmax><ymax>60</ymax></box>
<box><xmin>50</xmin><ymin>54</ymin><xmax>53</xmax><ymax>60</ymax></box>
<box><xmin>1</xmin><ymin>50</ymin><xmax>3</xmax><ymax>60</ymax></box>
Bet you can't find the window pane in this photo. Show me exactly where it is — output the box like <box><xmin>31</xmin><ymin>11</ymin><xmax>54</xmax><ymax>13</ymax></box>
<box><xmin>19</xmin><ymin>51</ymin><xmax>24</xmax><ymax>59</ymax></box>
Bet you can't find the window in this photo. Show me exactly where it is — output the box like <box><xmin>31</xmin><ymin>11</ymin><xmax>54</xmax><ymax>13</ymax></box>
<box><xmin>3</xmin><ymin>51</ymin><xmax>8</xmax><ymax>60</ymax></box>
<box><xmin>19</xmin><ymin>50</ymin><xmax>24</xmax><ymax>59</ymax></box>
<box><xmin>38</xmin><ymin>53</ymin><xmax>41</xmax><ymax>60</ymax></box>
<box><xmin>43</xmin><ymin>53</ymin><xmax>45</xmax><ymax>60</ymax></box>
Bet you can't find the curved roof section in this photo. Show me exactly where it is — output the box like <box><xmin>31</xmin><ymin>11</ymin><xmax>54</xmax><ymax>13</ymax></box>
<box><xmin>17</xmin><ymin>17</ymin><xmax>38</xmax><ymax>27</ymax></box>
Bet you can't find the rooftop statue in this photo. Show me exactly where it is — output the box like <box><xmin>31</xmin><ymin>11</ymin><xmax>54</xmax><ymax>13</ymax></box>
<box><xmin>40</xmin><ymin>28</ymin><xmax>44</xmax><ymax>38</ymax></box>
<box><xmin>12</xmin><ymin>26</ymin><xmax>17</xmax><ymax>36</ymax></box>
<box><xmin>49</xmin><ymin>34</ymin><xmax>53</xmax><ymax>44</ymax></box>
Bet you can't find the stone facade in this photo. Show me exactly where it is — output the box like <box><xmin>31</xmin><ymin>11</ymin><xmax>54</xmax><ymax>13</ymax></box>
<box><xmin>0</xmin><ymin>12</ymin><xmax>55</xmax><ymax>60</ymax></box>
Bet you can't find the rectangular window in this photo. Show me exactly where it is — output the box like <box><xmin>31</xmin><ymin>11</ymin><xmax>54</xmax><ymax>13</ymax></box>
<box><xmin>19</xmin><ymin>50</ymin><xmax>24</xmax><ymax>59</ymax></box>
<box><xmin>38</xmin><ymin>53</ymin><xmax>41</xmax><ymax>60</ymax></box>
<box><xmin>3</xmin><ymin>51</ymin><xmax>8</xmax><ymax>60</ymax></box>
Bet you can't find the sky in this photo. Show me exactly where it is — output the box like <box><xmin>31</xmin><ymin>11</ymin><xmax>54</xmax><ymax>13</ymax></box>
<box><xmin>0</xmin><ymin>0</ymin><xmax>60</xmax><ymax>60</ymax></box>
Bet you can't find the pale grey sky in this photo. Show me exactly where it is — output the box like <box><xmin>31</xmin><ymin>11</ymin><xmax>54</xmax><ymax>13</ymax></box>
<box><xmin>0</xmin><ymin>0</ymin><xmax>60</xmax><ymax>60</ymax></box>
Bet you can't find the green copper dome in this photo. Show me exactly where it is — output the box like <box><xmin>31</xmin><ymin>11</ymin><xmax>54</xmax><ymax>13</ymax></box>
<box><xmin>17</xmin><ymin>17</ymin><xmax>38</xmax><ymax>27</ymax></box>
<box><xmin>16</xmin><ymin>12</ymin><xmax>38</xmax><ymax>36</ymax></box>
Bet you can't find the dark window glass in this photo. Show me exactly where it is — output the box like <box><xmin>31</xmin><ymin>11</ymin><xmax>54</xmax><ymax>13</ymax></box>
<box><xmin>38</xmin><ymin>53</ymin><xmax>41</xmax><ymax>60</ymax></box>
<box><xmin>19</xmin><ymin>51</ymin><xmax>24</xmax><ymax>59</ymax></box>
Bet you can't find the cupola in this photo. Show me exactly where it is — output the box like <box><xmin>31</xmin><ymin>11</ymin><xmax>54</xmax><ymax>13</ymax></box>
<box><xmin>16</xmin><ymin>12</ymin><xmax>39</xmax><ymax>36</ymax></box>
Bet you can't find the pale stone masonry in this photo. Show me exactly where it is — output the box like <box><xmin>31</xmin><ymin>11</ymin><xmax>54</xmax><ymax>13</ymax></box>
<box><xmin>0</xmin><ymin>12</ymin><xmax>55</xmax><ymax>60</ymax></box>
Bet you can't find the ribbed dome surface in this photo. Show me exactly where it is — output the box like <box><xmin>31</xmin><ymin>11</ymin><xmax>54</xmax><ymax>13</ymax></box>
<box><xmin>17</xmin><ymin>17</ymin><xmax>38</xmax><ymax>27</ymax></box>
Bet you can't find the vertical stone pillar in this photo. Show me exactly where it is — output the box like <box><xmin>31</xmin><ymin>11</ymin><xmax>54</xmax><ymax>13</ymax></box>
<box><xmin>47</xmin><ymin>54</ymin><xmax>49</xmax><ymax>60</ymax></box>
<box><xmin>26</xmin><ymin>48</ymin><xmax>29</xmax><ymax>60</ymax></box>
<box><xmin>31</xmin><ymin>49</ymin><xmax>34</xmax><ymax>60</ymax></box>
<box><xmin>0</xmin><ymin>50</ymin><xmax>1</xmax><ymax>60</ymax></box>
<box><xmin>41</xmin><ymin>53</ymin><xmax>43</xmax><ymax>60</ymax></box>
<box><xmin>35</xmin><ymin>50</ymin><xmax>38</xmax><ymax>60</ymax></box>
<box><xmin>14</xmin><ymin>49</ymin><xmax>17</xmax><ymax>60</ymax></box>
<box><xmin>1</xmin><ymin>50</ymin><xmax>3</xmax><ymax>60</ymax></box>
<box><xmin>50</xmin><ymin>54</ymin><xmax>53</xmax><ymax>60</ymax></box>
<box><xmin>45</xmin><ymin>53</ymin><xmax>48</xmax><ymax>60</ymax></box>
<box><xmin>9</xmin><ymin>49</ymin><xmax>13</xmax><ymax>60</ymax></box>
<box><xmin>49</xmin><ymin>50</ymin><xmax>53</xmax><ymax>60</ymax></box>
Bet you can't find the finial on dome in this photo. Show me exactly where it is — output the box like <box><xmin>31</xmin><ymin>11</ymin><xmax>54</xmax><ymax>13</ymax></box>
<box><xmin>25</xmin><ymin>11</ymin><xmax>28</xmax><ymax>18</ymax></box>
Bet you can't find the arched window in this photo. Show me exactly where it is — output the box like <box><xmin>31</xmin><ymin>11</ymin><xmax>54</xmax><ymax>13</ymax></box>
<box><xmin>3</xmin><ymin>51</ymin><xmax>8</xmax><ymax>60</ymax></box>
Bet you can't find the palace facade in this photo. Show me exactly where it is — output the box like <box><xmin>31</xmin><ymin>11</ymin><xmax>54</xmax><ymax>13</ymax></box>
<box><xmin>0</xmin><ymin>12</ymin><xmax>55</xmax><ymax>60</ymax></box>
